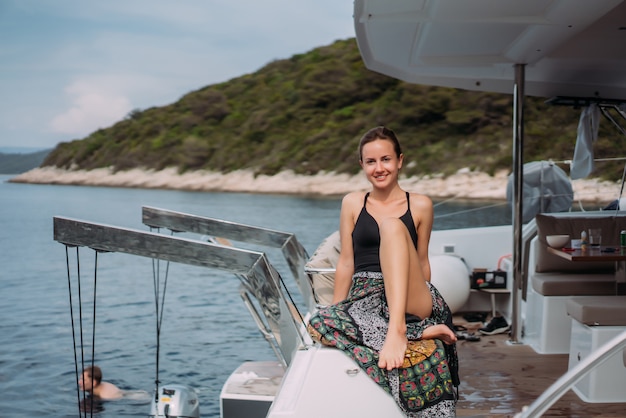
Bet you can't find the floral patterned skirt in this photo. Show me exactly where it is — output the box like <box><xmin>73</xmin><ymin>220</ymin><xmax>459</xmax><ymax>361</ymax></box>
<box><xmin>307</xmin><ymin>271</ymin><xmax>459</xmax><ymax>417</ymax></box>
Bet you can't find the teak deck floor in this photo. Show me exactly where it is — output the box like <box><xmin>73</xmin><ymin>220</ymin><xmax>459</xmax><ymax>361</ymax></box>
<box><xmin>454</xmin><ymin>321</ymin><xmax>625</xmax><ymax>417</ymax></box>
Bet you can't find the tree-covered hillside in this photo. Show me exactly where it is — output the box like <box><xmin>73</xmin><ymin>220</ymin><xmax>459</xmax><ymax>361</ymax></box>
<box><xmin>42</xmin><ymin>38</ymin><xmax>624</xmax><ymax>180</ymax></box>
<box><xmin>1</xmin><ymin>149</ymin><xmax>51</xmax><ymax>174</ymax></box>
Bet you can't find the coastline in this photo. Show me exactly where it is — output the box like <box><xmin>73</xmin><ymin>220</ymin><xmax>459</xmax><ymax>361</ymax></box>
<box><xmin>8</xmin><ymin>166</ymin><xmax>622</xmax><ymax>204</ymax></box>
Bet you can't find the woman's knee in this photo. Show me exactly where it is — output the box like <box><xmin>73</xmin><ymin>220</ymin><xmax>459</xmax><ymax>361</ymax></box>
<box><xmin>379</xmin><ymin>217</ymin><xmax>408</xmax><ymax>239</ymax></box>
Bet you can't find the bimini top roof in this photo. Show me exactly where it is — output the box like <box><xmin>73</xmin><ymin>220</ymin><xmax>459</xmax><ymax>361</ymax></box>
<box><xmin>354</xmin><ymin>0</ymin><xmax>626</xmax><ymax>100</ymax></box>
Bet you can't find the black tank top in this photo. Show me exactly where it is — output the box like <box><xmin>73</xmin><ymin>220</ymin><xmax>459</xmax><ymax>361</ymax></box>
<box><xmin>352</xmin><ymin>192</ymin><xmax>418</xmax><ymax>273</ymax></box>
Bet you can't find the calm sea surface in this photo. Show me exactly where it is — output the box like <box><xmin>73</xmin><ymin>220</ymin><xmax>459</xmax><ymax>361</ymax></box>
<box><xmin>0</xmin><ymin>175</ymin><xmax>511</xmax><ymax>417</ymax></box>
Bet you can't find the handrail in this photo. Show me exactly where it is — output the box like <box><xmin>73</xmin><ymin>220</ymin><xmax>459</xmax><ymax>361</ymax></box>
<box><xmin>303</xmin><ymin>267</ymin><xmax>336</xmax><ymax>274</ymax></box>
<box><xmin>53</xmin><ymin>215</ymin><xmax>306</xmax><ymax>365</ymax></box>
<box><xmin>239</xmin><ymin>286</ymin><xmax>288</xmax><ymax>367</ymax></box>
<box><xmin>142</xmin><ymin>206</ymin><xmax>315</xmax><ymax>311</ymax></box>
<box><xmin>514</xmin><ymin>330</ymin><xmax>626</xmax><ymax>417</ymax></box>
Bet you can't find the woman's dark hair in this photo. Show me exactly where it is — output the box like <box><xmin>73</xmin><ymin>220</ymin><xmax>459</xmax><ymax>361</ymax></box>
<box><xmin>358</xmin><ymin>126</ymin><xmax>402</xmax><ymax>161</ymax></box>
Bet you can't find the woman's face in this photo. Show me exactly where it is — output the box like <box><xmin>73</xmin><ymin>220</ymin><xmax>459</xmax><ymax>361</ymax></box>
<box><xmin>360</xmin><ymin>139</ymin><xmax>403</xmax><ymax>188</ymax></box>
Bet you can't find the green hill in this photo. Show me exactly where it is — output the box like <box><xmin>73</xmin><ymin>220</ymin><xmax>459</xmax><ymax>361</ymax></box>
<box><xmin>1</xmin><ymin>149</ymin><xmax>51</xmax><ymax>174</ymax></box>
<box><xmin>42</xmin><ymin>38</ymin><xmax>624</xmax><ymax>180</ymax></box>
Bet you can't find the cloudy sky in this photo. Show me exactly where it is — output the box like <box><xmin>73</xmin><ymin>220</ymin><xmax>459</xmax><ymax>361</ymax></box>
<box><xmin>0</xmin><ymin>0</ymin><xmax>355</xmax><ymax>150</ymax></box>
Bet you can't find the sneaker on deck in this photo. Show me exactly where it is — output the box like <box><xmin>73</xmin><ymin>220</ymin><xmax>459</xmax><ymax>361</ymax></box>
<box><xmin>479</xmin><ymin>316</ymin><xmax>510</xmax><ymax>335</ymax></box>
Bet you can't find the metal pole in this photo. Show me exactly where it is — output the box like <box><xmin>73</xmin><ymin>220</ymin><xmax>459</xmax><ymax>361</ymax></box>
<box><xmin>510</xmin><ymin>64</ymin><xmax>525</xmax><ymax>344</ymax></box>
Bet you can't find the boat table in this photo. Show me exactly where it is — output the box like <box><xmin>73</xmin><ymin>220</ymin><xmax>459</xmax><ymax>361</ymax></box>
<box><xmin>547</xmin><ymin>246</ymin><xmax>626</xmax><ymax>295</ymax></box>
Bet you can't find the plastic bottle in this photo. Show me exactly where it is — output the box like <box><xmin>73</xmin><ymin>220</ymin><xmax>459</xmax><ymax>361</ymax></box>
<box><xmin>581</xmin><ymin>230</ymin><xmax>588</xmax><ymax>251</ymax></box>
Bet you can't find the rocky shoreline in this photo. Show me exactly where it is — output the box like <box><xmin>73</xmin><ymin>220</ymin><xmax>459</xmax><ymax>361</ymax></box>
<box><xmin>9</xmin><ymin>166</ymin><xmax>622</xmax><ymax>205</ymax></box>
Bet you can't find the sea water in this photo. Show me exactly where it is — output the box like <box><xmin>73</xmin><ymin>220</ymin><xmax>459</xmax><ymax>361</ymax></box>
<box><xmin>0</xmin><ymin>175</ymin><xmax>510</xmax><ymax>417</ymax></box>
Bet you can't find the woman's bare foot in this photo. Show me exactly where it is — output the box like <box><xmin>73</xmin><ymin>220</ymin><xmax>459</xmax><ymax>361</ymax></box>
<box><xmin>422</xmin><ymin>324</ymin><xmax>457</xmax><ymax>344</ymax></box>
<box><xmin>378</xmin><ymin>327</ymin><xmax>408</xmax><ymax>370</ymax></box>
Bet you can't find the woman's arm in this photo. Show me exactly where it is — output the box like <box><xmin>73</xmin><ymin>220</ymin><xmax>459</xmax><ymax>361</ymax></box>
<box><xmin>412</xmin><ymin>193</ymin><xmax>434</xmax><ymax>282</ymax></box>
<box><xmin>332</xmin><ymin>193</ymin><xmax>358</xmax><ymax>303</ymax></box>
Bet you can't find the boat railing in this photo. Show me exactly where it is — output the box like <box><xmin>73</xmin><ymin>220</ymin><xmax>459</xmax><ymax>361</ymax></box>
<box><xmin>53</xmin><ymin>215</ymin><xmax>306</xmax><ymax>366</ymax></box>
<box><xmin>141</xmin><ymin>206</ymin><xmax>315</xmax><ymax>312</ymax></box>
<box><xmin>304</xmin><ymin>267</ymin><xmax>336</xmax><ymax>274</ymax></box>
<box><xmin>514</xmin><ymin>329</ymin><xmax>626</xmax><ymax>417</ymax></box>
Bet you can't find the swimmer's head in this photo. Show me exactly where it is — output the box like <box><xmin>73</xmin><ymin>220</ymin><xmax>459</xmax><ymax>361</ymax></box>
<box><xmin>79</xmin><ymin>366</ymin><xmax>102</xmax><ymax>392</ymax></box>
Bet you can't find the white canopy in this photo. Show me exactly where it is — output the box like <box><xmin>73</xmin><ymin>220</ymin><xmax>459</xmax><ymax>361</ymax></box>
<box><xmin>354</xmin><ymin>0</ymin><xmax>626</xmax><ymax>100</ymax></box>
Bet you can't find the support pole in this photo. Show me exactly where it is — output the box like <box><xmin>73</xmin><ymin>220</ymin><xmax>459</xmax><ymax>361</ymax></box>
<box><xmin>510</xmin><ymin>64</ymin><xmax>525</xmax><ymax>344</ymax></box>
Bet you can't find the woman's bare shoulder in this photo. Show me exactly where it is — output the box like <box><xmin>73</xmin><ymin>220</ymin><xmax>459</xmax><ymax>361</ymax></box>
<box><xmin>340</xmin><ymin>192</ymin><xmax>365</xmax><ymax>226</ymax></box>
<box><xmin>409</xmin><ymin>192</ymin><xmax>433</xmax><ymax>209</ymax></box>
<box><xmin>342</xmin><ymin>191</ymin><xmax>366</xmax><ymax>208</ymax></box>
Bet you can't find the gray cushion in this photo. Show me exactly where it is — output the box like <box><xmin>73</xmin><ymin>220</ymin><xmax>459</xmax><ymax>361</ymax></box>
<box><xmin>566</xmin><ymin>296</ymin><xmax>626</xmax><ymax>326</ymax></box>
<box><xmin>532</xmin><ymin>272</ymin><xmax>617</xmax><ymax>296</ymax></box>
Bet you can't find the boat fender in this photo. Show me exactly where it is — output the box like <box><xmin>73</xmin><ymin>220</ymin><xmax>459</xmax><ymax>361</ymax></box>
<box><xmin>430</xmin><ymin>254</ymin><xmax>471</xmax><ymax>313</ymax></box>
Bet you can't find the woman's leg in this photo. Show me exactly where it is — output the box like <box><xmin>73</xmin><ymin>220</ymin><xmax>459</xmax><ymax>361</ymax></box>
<box><xmin>378</xmin><ymin>218</ymin><xmax>434</xmax><ymax>370</ymax></box>
<box><xmin>422</xmin><ymin>324</ymin><xmax>457</xmax><ymax>345</ymax></box>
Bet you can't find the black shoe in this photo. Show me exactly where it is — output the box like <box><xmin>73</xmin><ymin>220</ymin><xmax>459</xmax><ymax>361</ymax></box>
<box><xmin>462</xmin><ymin>312</ymin><xmax>488</xmax><ymax>323</ymax></box>
<box><xmin>479</xmin><ymin>316</ymin><xmax>510</xmax><ymax>335</ymax></box>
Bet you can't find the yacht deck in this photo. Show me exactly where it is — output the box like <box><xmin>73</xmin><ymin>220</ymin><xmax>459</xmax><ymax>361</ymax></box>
<box><xmin>455</xmin><ymin>320</ymin><xmax>625</xmax><ymax>417</ymax></box>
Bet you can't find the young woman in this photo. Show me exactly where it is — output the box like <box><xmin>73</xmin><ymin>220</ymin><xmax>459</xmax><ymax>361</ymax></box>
<box><xmin>308</xmin><ymin>126</ymin><xmax>459</xmax><ymax>417</ymax></box>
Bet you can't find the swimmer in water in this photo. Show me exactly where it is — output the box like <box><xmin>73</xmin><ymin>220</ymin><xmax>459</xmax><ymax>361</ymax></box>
<box><xmin>79</xmin><ymin>365</ymin><xmax>123</xmax><ymax>400</ymax></box>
